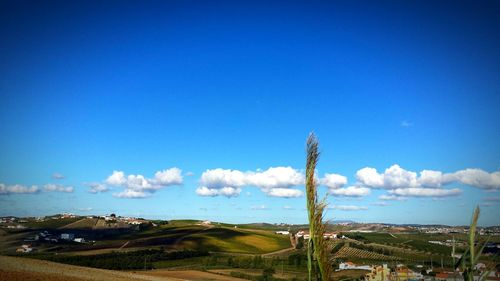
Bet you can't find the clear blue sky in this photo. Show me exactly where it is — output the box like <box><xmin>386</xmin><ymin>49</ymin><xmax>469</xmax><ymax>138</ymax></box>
<box><xmin>1</xmin><ymin>0</ymin><xmax>499</xmax><ymax>226</ymax></box>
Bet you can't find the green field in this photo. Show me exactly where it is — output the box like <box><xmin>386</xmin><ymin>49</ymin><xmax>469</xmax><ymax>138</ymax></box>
<box><xmin>3</xmin><ymin>217</ymin><xmax>498</xmax><ymax>281</ymax></box>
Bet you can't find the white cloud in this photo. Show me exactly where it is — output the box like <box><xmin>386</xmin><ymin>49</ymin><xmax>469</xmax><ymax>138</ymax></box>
<box><xmin>0</xmin><ymin>184</ymin><xmax>39</xmax><ymax>195</ymax></box>
<box><xmin>85</xmin><ymin>182</ymin><xmax>109</xmax><ymax>193</ymax></box>
<box><xmin>52</xmin><ymin>173</ymin><xmax>65</xmax><ymax>180</ymax></box>
<box><xmin>195</xmin><ymin>186</ymin><xmax>241</xmax><ymax>197</ymax></box>
<box><xmin>154</xmin><ymin>168</ymin><xmax>183</xmax><ymax>186</ymax></box>
<box><xmin>198</xmin><ymin>167</ymin><xmax>304</xmax><ymax>198</ymax></box>
<box><xmin>200</xmin><ymin>169</ymin><xmax>246</xmax><ymax>189</ymax></box>
<box><xmin>218</xmin><ymin>187</ymin><xmax>241</xmax><ymax>197</ymax></box>
<box><xmin>357</xmin><ymin>165</ymin><xmax>500</xmax><ymax>191</ymax></box>
<box><xmin>185</xmin><ymin>171</ymin><xmax>195</xmax><ymax>177</ymax></box>
<box><xmin>77</xmin><ymin>207</ymin><xmax>93</xmax><ymax>211</ymax></box>
<box><xmin>418</xmin><ymin>170</ymin><xmax>445</xmax><ymax>188</ymax></box>
<box><xmin>389</xmin><ymin>187</ymin><xmax>461</xmax><ymax>197</ymax></box>
<box><xmin>43</xmin><ymin>184</ymin><xmax>74</xmax><ymax>193</ymax></box>
<box><xmin>106</xmin><ymin>171</ymin><xmax>126</xmax><ymax>186</ymax></box>
<box><xmin>321</xmin><ymin>173</ymin><xmax>347</xmax><ymax>190</ymax></box>
<box><xmin>329</xmin><ymin>205</ymin><xmax>368</xmax><ymax>211</ymax></box>
<box><xmin>356</xmin><ymin>167</ymin><xmax>385</xmax><ymax>188</ymax></box>
<box><xmin>283</xmin><ymin>205</ymin><xmax>294</xmax><ymax>210</ymax></box>
<box><xmin>378</xmin><ymin>194</ymin><xmax>407</xmax><ymax>201</ymax></box>
<box><xmin>329</xmin><ymin>186</ymin><xmax>370</xmax><ymax>197</ymax></box>
<box><xmin>484</xmin><ymin>196</ymin><xmax>500</xmax><ymax>202</ymax></box>
<box><xmin>113</xmin><ymin>189</ymin><xmax>150</xmax><ymax>198</ymax></box>
<box><xmin>357</xmin><ymin>165</ymin><xmax>419</xmax><ymax>189</ymax></box>
<box><xmin>249</xmin><ymin>167</ymin><xmax>304</xmax><ymax>190</ymax></box>
<box><xmin>448</xmin><ymin>169</ymin><xmax>500</xmax><ymax>190</ymax></box>
<box><xmin>106</xmin><ymin>168</ymin><xmax>183</xmax><ymax>198</ymax></box>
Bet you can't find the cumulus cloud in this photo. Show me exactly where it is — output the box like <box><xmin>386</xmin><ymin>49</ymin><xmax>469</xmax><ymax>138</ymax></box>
<box><xmin>154</xmin><ymin>168</ymin><xmax>183</xmax><ymax>186</ymax></box>
<box><xmin>0</xmin><ymin>184</ymin><xmax>39</xmax><ymax>195</ymax></box>
<box><xmin>355</xmin><ymin>164</ymin><xmax>500</xmax><ymax>198</ymax></box>
<box><xmin>198</xmin><ymin>167</ymin><xmax>304</xmax><ymax>198</ymax></box>
<box><xmin>388</xmin><ymin>187</ymin><xmax>461</xmax><ymax>197</ymax></box>
<box><xmin>106</xmin><ymin>168</ymin><xmax>183</xmax><ymax>198</ymax></box>
<box><xmin>329</xmin><ymin>186</ymin><xmax>370</xmax><ymax>197</ymax></box>
<box><xmin>357</xmin><ymin>165</ymin><xmax>419</xmax><ymax>189</ymax></box>
<box><xmin>195</xmin><ymin>186</ymin><xmax>241</xmax><ymax>197</ymax></box>
<box><xmin>329</xmin><ymin>205</ymin><xmax>368</xmax><ymax>211</ymax></box>
<box><xmin>113</xmin><ymin>189</ymin><xmax>150</xmax><ymax>198</ymax></box>
<box><xmin>418</xmin><ymin>170</ymin><xmax>445</xmax><ymax>188</ymax></box>
<box><xmin>321</xmin><ymin>173</ymin><xmax>348</xmax><ymax>190</ymax></box>
<box><xmin>448</xmin><ymin>169</ymin><xmax>500</xmax><ymax>190</ymax></box>
<box><xmin>52</xmin><ymin>173</ymin><xmax>65</xmax><ymax>180</ymax></box>
<box><xmin>106</xmin><ymin>171</ymin><xmax>126</xmax><ymax>186</ymax></box>
<box><xmin>85</xmin><ymin>182</ymin><xmax>109</xmax><ymax>193</ymax></box>
<box><xmin>43</xmin><ymin>184</ymin><xmax>74</xmax><ymax>193</ymax></box>
<box><xmin>357</xmin><ymin>165</ymin><xmax>500</xmax><ymax>191</ymax></box>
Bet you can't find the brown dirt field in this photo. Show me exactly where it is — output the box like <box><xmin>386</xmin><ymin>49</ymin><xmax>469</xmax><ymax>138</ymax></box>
<box><xmin>0</xmin><ymin>269</ymin><xmax>90</xmax><ymax>281</ymax></box>
<box><xmin>142</xmin><ymin>270</ymin><xmax>248</xmax><ymax>281</ymax></box>
<box><xmin>0</xmin><ymin>255</ymin><xmax>181</xmax><ymax>281</ymax></box>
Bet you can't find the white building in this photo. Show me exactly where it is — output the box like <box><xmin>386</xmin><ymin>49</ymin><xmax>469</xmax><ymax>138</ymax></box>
<box><xmin>60</xmin><ymin>233</ymin><xmax>75</xmax><ymax>240</ymax></box>
<box><xmin>338</xmin><ymin>262</ymin><xmax>372</xmax><ymax>271</ymax></box>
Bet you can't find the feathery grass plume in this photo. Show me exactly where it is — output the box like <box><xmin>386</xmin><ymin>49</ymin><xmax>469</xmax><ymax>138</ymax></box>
<box><xmin>305</xmin><ymin>133</ymin><xmax>332</xmax><ymax>281</ymax></box>
<box><xmin>456</xmin><ymin>206</ymin><xmax>493</xmax><ymax>281</ymax></box>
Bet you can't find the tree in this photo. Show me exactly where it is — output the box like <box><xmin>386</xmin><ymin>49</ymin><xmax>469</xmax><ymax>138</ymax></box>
<box><xmin>261</xmin><ymin>267</ymin><xmax>276</xmax><ymax>281</ymax></box>
<box><xmin>296</xmin><ymin>236</ymin><xmax>304</xmax><ymax>249</ymax></box>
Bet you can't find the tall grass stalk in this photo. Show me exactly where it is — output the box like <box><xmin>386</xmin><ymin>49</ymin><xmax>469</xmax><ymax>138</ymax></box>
<box><xmin>456</xmin><ymin>206</ymin><xmax>493</xmax><ymax>281</ymax></box>
<box><xmin>305</xmin><ymin>133</ymin><xmax>331</xmax><ymax>281</ymax></box>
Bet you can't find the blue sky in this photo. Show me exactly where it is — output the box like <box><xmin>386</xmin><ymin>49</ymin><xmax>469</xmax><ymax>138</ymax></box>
<box><xmin>0</xmin><ymin>0</ymin><xmax>499</xmax><ymax>226</ymax></box>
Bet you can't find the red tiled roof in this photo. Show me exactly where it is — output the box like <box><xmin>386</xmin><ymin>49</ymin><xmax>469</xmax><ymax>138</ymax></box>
<box><xmin>436</xmin><ymin>273</ymin><xmax>449</xmax><ymax>279</ymax></box>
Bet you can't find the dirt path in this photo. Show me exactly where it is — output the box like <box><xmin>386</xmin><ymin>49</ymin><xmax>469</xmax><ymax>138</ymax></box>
<box><xmin>262</xmin><ymin>233</ymin><xmax>296</xmax><ymax>257</ymax></box>
<box><xmin>0</xmin><ymin>255</ymin><xmax>181</xmax><ymax>281</ymax></box>
<box><xmin>261</xmin><ymin>247</ymin><xmax>295</xmax><ymax>257</ymax></box>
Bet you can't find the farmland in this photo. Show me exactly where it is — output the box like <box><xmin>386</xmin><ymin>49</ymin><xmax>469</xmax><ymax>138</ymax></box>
<box><xmin>1</xmin><ymin>215</ymin><xmax>499</xmax><ymax>281</ymax></box>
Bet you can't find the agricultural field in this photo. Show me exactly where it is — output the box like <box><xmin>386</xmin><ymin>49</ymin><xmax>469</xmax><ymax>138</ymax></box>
<box><xmin>332</xmin><ymin>244</ymin><xmax>399</xmax><ymax>261</ymax></box>
<box><xmin>2</xmin><ymin>216</ymin><xmax>498</xmax><ymax>281</ymax></box>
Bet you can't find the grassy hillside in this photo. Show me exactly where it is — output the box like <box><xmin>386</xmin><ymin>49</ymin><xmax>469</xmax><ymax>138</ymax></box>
<box><xmin>23</xmin><ymin>217</ymin><xmax>82</xmax><ymax>229</ymax></box>
<box><xmin>178</xmin><ymin>227</ymin><xmax>291</xmax><ymax>254</ymax></box>
<box><xmin>50</xmin><ymin>224</ymin><xmax>291</xmax><ymax>255</ymax></box>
